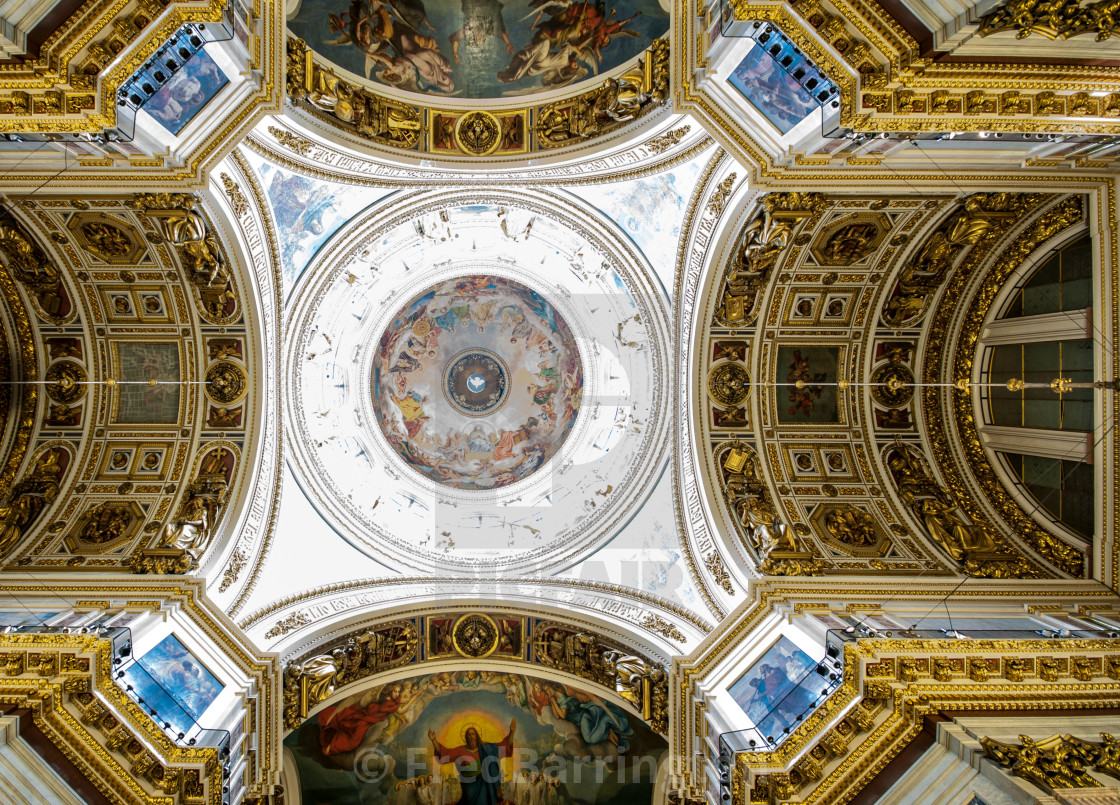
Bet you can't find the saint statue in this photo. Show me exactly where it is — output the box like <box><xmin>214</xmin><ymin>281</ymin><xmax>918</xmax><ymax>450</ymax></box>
<box><xmin>159</xmin><ymin>495</ymin><xmax>213</xmax><ymax>557</ymax></box>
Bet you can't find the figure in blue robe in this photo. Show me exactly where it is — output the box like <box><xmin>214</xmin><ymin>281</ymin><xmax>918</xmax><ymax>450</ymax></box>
<box><xmin>551</xmin><ymin>692</ymin><xmax>634</xmax><ymax>752</ymax></box>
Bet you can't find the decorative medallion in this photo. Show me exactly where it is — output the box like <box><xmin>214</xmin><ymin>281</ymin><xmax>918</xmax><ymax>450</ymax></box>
<box><xmin>444</xmin><ymin>349</ymin><xmax>510</xmax><ymax>416</ymax></box>
<box><xmin>67</xmin><ymin>216</ymin><xmax>145</xmax><ymax>264</ymax></box>
<box><xmin>811</xmin><ymin>214</ymin><xmax>889</xmax><ymax>267</ymax></box>
<box><xmin>45</xmin><ymin>360</ymin><xmax>86</xmax><ymax>404</ymax></box>
<box><xmin>823</xmin><ymin>505</ymin><xmax>878</xmax><ymax>547</ymax></box>
<box><xmin>452</xmin><ymin>613</ymin><xmax>500</xmax><ymax>658</ymax></box>
<box><xmin>870</xmin><ymin>362</ymin><xmax>915</xmax><ymax>408</ymax></box>
<box><xmin>79</xmin><ymin>222</ymin><xmax>132</xmax><ymax>260</ymax></box>
<box><xmin>373</xmin><ymin>274</ymin><xmax>583</xmax><ymax>491</ymax></box>
<box><xmin>454</xmin><ymin>111</ymin><xmax>503</xmax><ymax>156</ymax></box>
<box><xmin>63</xmin><ymin>501</ymin><xmax>142</xmax><ymax>553</ymax></box>
<box><xmin>708</xmin><ymin>362</ymin><xmax>750</xmax><ymax>407</ymax></box>
<box><xmin>205</xmin><ymin>361</ymin><xmax>248</xmax><ymax>405</ymax></box>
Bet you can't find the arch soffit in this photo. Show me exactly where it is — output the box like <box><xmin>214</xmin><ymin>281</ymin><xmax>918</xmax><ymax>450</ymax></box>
<box><xmin>688</xmin><ymin>188</ymin><xmax>1113</xmax><ymax>585</ymax></box>
<box><xmin>0</xmin><ymin>195</ymin><xmax>261</xmax><ymax>576</ymax></box>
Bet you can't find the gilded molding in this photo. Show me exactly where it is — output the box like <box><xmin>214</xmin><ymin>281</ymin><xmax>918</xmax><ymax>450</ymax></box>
<box><xmin>280</xmin><ymin>613</ymin><xmax>670</xmax><ymax>735</ymax></box>
<box><xmin>735</xmin><ymin>637</ymin><xmax>1120</xmax><ymax>804</ymax></box>
<box><xmin>285</xmin><ymin>36</ymin><xmax>670</xmax><ymax>156</ymax></box>
<box><xmin>0</xmin><ymin>0</ymin><xmax>227</xmax><ymax>134</ymax></box>
<box><xmin>0</xmin><ymin>631</ymin><xmax>223</xmax><ymax>804</ymax></box>
<box><xmin>926</xmin><ymin>194</ymin><xmax>1089</xmax><ymax>577</ymax></box>
<box><xmin>979</xmin><ymin>0</ymin><xmax>1120</xmax><ymax>42</ymax></box>
<box><xmin>982</xmin><ymin>732</ymin><xmax>1120</xmax><ymax>792</ymax></box>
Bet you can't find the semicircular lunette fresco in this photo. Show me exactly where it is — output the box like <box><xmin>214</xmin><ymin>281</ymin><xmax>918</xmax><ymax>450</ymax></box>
<box><xmin>372</xmin><ymin>275</ymin><xmax>583</xmax><ymax>491</ymax></box>
<box><xmin>286</xmin><ymin>670</ymin><xmax>666</xmax><ymax>804</ymax></box>
<box><xmin>288</xmin><ymin>0</ymin><xmax>669</xmax><ymax>99</ymax></box>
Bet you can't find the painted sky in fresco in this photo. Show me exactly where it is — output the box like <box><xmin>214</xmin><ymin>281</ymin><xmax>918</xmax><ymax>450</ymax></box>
<box><xmin>286</xmin><ymin>669</ymin><xmax>665</xmax><ymax>805</ymax></box>
<box><xmin>246</xmin><ymin>155</ymin><xmax>392</xmax><ymax>291</ymax></box>
<box><xmin>289</xmin><ymin>0</ymin><xmax>668</xmax><ymax>99</ymax></box>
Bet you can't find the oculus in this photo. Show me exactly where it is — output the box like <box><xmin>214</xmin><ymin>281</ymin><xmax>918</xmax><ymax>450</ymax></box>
<box><xmin>373</xmin><ymin>275</ymin><xmax>583</xmax><ymax>491</ymax></box>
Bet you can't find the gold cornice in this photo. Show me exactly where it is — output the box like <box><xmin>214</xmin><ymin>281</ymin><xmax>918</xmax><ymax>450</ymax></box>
<box><xmin>735</xmin><ymin>637</ymin><xmax>1120</xmax><ymax>804</ymax></box>
<box><xmin>671</xmin><ymin>579</ymin><xmax>1120</xmax><ymax>791</ymax></box>
<box><xmin>677</xmin><ymin>0</ymin><xmax>1120</xmax><ymax>182</ymax></box>
<box><xmin>0</xmin><ymin>631</ymin><xmax>223</xmax><ymax>804</ymax></box>
<box><xmin>284</xmin><ymin>36</ymin><xmax>670</xmax><ymax>158</ymax></box>
<box><xmin>0</xmin><ymin>214</ymin><xmax>40</xmax><ymax>495</ymax></box>
<box><xmin>0</xmin><ymin>577</ymin><xmax>281</xmax><ymax>797</ymax></box>
<box><xmin>0</xmin><ymin>0</ymin><xmax>228</xmax><ymax>134</ymax></box>
<box><xmin>0</xmin><ymin>0</ymin><xmax>281</xmax><ymax>186</ymax></box>
<box><xmin>280</xmin><ymin>611</ymin><xmax>670</xmax><ymax>736</ymax></box>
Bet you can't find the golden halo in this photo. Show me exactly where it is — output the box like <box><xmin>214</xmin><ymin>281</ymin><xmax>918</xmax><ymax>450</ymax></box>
<box><xmin>460</xmin><ymin>722</ymin><xmax>483</xmax><ymax>743</ymax></box>
<box><xmin>412</xmin><ymin>318</ymin><xmax>431</xmax><ymax>337</ymax></box>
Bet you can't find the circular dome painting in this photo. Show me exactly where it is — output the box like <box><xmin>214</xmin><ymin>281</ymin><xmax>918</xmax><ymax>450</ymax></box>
<box><xmin>287</xmin><ymin>0</ymin><xmax>669</xmax><ymax>99</ymax></box>
<box><xmin>372</xmin><ymin>275</ymin><xmax>583</xmax><ymax>490</ymax></box>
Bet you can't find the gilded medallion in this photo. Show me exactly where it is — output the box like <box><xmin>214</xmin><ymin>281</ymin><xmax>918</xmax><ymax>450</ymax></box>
<box><xmin>708</xmin><ymin>362</ymin><xmax>750</xmax><ymax>408</ymax></box>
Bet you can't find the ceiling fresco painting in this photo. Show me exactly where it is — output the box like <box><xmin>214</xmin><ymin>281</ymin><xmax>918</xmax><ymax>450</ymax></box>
<box><xmin>373</xmin><ymin>275</ymin><xmax>584</xmax><ymax>490</ymax></box>
<box><xmin>285</xmin><ymin>669</ymin><xmax>665</xmax><ymax>805</ymax></box>
<box><xmin>569</xmin><ymin>150</ymin><xmax>708</xmax><ymax>295</ymax></box>
<box><xmin>248</xmin><ymin>155</ymin><xmax>394</xmax><ymax>288</ymax></box>
<box><xmin>284</xmin><ymin>195</ymin><xmax>671</xmax><ymax>575</ymax></box>
<box><xmin>288</xmin><ymin>0</ymin><xmax>669</xmax><ymax>98</ymax></box>
<box><xmin>144</xmin><ymin>49</ymin><xmax>230</xmax><ymax>135</ymax></box>
<box><xmin>727</xmin><ymin>44</ymin><xmax>818</xmax><ymax>135</ymax></box>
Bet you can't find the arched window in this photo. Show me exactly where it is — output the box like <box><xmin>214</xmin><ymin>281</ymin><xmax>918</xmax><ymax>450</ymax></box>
<box><xmin>977</xmin><ymin>232</ymin><xmax>1096</xmax><ymax>540</ymax></box>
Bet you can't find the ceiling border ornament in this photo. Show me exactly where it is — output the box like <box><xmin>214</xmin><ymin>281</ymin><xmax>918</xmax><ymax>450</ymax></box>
<box><xmin>244</xmin><ymin>113</ymin><xmax>712</xmax><ymax>187</ymax></box>
<box><xmin>0</xmin><ymin>215</ymin><xmax>42</xmax><ymax>501</ymax></box>
<box><xmin>669</xmin><ymin>578</ymin><xmax>1120</xmax><ymax>798</ymax></box>
<box><xmin>672</xmin><ymin>147</ymin><xmax>748</xmax><ymax>618</ymax></box>
<box><xmin>201</xmin><ymin>152</ymin><xmax>284</xmax><ymax>617</ymax></box>
<box><xmin>735</xmin><ymin>637</ymin><xmax>1120</xmax><ymax>804</ymax></box>
<box><xmin>923</xmin><ymin>193</ymin><xmax>1090</xmax><ymax>578</ymax></box>
<box><xmin>0</xmin><ymin>631</ymin><xmax>225</xmax><ymax>804</ymax></box>
<box><xmin>240</xmin><ymin>577</ymin><xmax>709</xmax><ymax>657</ymax></box>
<box><xmin>280</xmin><ymin>612</ymin><xmax>669</xmax><ymax>735</ymax></box>
<box><xmin>284</xmin><ymin>36</ymin><xmax>669</xmax><ymax>159</ymax></box>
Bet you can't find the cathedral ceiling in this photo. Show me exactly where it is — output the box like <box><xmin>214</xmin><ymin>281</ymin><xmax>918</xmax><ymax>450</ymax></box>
<box><xmin>0</xmin><ymin>195</ymin><xmax>262</xmax><ymax>578</ymax></box>
<box><xmin>677</xmin><ymin>0</ymin><xmax>1120</xmax><ymax>180</ymax></box>
<box><xmin>0</xmin><ymin>0</ymin><xmax>1118</xmax><ymax>802</ymax></box>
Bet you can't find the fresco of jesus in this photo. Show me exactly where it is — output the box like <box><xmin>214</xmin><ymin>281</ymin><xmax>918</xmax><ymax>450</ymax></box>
<box><xmin>428</xmin><ymin>719</ymin><xmax>515</xmax><ymax>805</ymax></box>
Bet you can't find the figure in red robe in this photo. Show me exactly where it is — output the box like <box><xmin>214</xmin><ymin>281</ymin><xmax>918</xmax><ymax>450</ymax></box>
<box><xmin>318</xmin><ymin>683</ymin><xmax>404</xmax><ymax>755</ymax></box>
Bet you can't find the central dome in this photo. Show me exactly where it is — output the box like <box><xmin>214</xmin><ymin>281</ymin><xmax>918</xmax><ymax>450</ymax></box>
<box><xmin>372</xmin><ymin>275</ymin><xmax>583</xmax><ymax>490</ymax></box>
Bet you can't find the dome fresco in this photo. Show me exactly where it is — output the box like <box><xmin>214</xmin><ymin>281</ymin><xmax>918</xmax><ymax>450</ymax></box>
<box><xmin>284</xmin><ymin>195</ymin><xmax>671</xmax><ymax>575</ymax></box>
<box><xmin>372</xmin><ymin>275</ymin><xmax>584</xmax><ymax>490</ymax></box>
<box><xmin>288</xmin><ymin>0</ymin><xmax>669</xmax><ymax>99</ymax></box>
